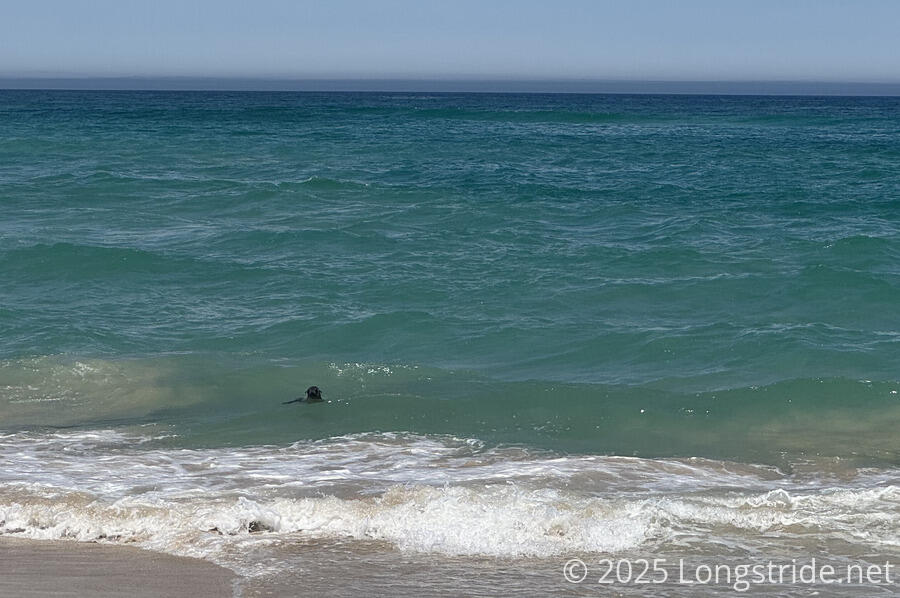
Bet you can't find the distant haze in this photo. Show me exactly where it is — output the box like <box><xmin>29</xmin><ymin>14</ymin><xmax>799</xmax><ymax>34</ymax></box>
<box><xmin>2</xmin><ymin>0</ymin><xmax>899</xmax><ymax>86</ymax></box>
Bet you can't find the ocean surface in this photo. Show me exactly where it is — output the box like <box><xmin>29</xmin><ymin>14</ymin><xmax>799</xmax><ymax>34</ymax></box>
<box><xmin>1</xmin><ymin>90</ymin><xmax>899</xmax><ymax>596</ymax></box>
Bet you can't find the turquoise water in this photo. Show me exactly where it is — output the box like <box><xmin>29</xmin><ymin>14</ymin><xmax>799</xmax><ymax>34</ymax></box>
<box><xmin>1</xmin><ymin>90</ymin><xmax>899</xmax><ymax>594</ymax></box>
<box><xmin>3</xmin><ymin>90</ymin><xmax>898</xmax><ymax>458</ymax></box>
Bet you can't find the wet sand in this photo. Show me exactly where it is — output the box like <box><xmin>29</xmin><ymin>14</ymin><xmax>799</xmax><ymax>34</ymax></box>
<box><xmin>0</xmin><ymin>537</ymin><xmax>237</xmax><ymax>598</ymax></box>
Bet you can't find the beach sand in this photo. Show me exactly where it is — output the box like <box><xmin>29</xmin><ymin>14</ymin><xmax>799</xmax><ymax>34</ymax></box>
<box><xmin>0</xmin><ymin>537</ymin><xmax>237</xmax><ymax>598</ymax></box>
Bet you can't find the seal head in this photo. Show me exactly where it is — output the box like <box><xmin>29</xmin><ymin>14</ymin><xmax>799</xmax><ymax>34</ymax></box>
<box><xmin>282</xmin><ymin>385</ymin><xmax>324</xmax><ymax>405</ymax></box>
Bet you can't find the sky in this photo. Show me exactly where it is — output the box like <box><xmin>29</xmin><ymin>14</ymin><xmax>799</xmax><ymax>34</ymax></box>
<box><xmin>2</xmin><ymin>0</ymin><xmax>899</xmax><ymax>83</ymax></box>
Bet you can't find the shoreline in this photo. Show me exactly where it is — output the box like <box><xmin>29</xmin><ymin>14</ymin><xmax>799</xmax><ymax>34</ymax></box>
<box><xmin>0</xmin><ymin>536</ymin><xmax>238</xmax><ymax>598</ymax></box>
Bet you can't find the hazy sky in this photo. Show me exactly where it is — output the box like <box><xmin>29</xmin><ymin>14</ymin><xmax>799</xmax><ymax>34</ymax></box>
<box><xmin>2</xmin><ymin>0</ymin><xmax>899</xmax><ymax>81</ymax></box>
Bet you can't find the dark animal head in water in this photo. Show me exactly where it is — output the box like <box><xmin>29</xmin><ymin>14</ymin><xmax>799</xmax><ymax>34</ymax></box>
<box><xmin>282</xmin><ymin>385</ymin><xmax>324</xmax><ymax>405</ymax></box>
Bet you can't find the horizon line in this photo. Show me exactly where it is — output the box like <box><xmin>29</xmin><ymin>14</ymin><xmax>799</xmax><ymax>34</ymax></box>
<box><xmin>3</xmin><ymin>76</ymin><xmax>900</xmax><ymax>96</ymax></box>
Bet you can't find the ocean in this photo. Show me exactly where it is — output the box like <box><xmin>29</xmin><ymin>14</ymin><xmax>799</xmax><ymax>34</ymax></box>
<box><xmin>1</xmin><ymin>89</ymin><xmax>899</xmax><ymax>596</ymax></box>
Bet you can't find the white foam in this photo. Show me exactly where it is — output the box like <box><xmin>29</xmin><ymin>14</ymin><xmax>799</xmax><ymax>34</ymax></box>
<box><xmin>1</xmin><ymin>429</ymin><xmax>899</xmax><ymax>574</ymax></box>
<box><xmin>0</xmin><ymin>483</ymin><xmax>651</xmax><ymax>568</ymax></box>
<box><xmin>0</xmin><ymin>430</ymin><xmax>788</xmax><ymax>498</ymax></box>
<box><xmin>2</xmin><ymin>480</ymin><xmax>899</xmax><ymax>568</ymax></box>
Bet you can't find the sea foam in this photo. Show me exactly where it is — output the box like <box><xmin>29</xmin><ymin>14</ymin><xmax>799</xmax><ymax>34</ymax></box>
<box><xmin>1</xmin><ymin>430</ymin><xmax>899</xmax><ymax>574</ymax></box>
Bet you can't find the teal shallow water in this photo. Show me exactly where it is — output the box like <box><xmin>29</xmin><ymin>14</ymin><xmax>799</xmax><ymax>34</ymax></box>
<box><xmin>2</xmin><ymin>91</ymin><xmax>900</xmax><ymax>591</ymax></box>
<box><xmin>2</xmin><ymin>91</ymin><xmax>899</xmax><ymax>456</ymax></box>
<box><xmin>2</xmin><ymin>91</ymin><xmax>900</xmax><ymax>451</ymax></box>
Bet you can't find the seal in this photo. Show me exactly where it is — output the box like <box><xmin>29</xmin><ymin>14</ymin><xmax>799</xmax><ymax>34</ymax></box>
<box><xmin>283</xmin><ymin>386</ymin><xmax>324</xmax><ymax>405</ymax></box>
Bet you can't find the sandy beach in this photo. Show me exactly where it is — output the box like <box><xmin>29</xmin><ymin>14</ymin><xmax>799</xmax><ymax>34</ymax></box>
<box><xmin>0</xmin><ymin>537</ymin><xmax>236</xmax><ymax>598</ymax></box>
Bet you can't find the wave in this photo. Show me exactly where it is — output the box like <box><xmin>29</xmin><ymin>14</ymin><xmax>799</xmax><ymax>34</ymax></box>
<box><xmin>2</xmin><ymin>355</ymin><xmax>899</xmax><ymax>465</ymax></box>
<box><xmin>4</xmin><ymin>481</ymin><xmax>898</xmax><ymax>570</ymax></box>
<box><xmin>0</xmin><ymin>430</ymin><xmax>898</xmax><ymax>573</ymax></box>
<box><xmin>324</xmin><ymin>104</ymin><xmax>661</xmax><ymax>125</ymax></box>
<box><xmin>0</xmin><ymin>242</ymin><xmax>195</xmax><ymax>278</ymax></box>
<box><xmin>731</xmin><ymin>114</ymin><xmax>855</xmax><ymax>127</ymax></box>
<box><xmin>410</xmin><ymin>108</ymin><xmax>642</xmax><ymax>125</ymax></box>
<box><xmin>292</xmin><ymin>175</ymin><xmax>372</xmax><ymax>191</ymax></box>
